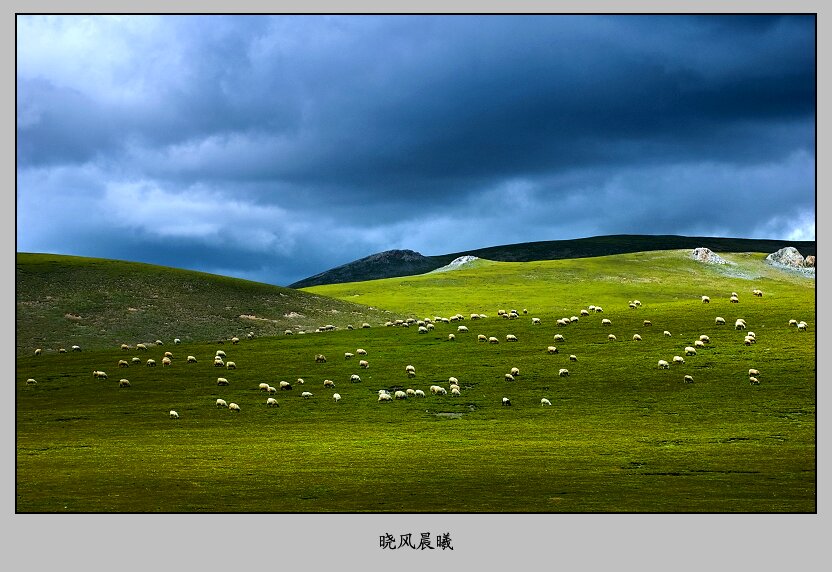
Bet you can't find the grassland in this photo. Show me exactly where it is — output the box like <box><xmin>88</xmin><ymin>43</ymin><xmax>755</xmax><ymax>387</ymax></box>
<box><xmin>16</xmin><ymin>250</ymin><xmax>815</xmax><ymax>512</ymax></box>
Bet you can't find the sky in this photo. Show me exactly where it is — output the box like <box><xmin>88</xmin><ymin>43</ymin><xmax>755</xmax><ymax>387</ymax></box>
<box><xmin>16</xmin><ymin>14</ymin><xmax>816</xmax><ymax>286</ymax></box>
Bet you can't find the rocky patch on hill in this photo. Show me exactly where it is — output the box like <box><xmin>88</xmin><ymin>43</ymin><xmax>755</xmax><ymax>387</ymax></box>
<box><xmin>691</xmin><ymin>247</ymin><xmax>733</xmax><ymax>265</ymax></box>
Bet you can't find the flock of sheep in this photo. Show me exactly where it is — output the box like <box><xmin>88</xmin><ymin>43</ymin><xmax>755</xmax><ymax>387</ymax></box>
<box><xmin>27</xmin><ymin>289</ymin><xmax>812</xmax><ymax>420</ymax></box>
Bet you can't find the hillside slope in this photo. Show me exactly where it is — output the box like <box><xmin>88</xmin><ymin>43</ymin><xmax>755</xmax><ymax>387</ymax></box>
<box><xmin>289</xmin><ymin>234</ymin><xmax>816</xmax><ymax>288</ymax></box>
<box><xmin>16</xmin><ymin>253</ymin><xmax>401</xmax><ymax>354</ymax></box>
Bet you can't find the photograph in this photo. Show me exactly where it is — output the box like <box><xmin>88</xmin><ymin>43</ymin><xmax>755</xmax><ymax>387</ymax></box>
<box><xmin>12</xmin><ymin>6</ymin><xmax>820</xmax><ymax>567</ymax></box>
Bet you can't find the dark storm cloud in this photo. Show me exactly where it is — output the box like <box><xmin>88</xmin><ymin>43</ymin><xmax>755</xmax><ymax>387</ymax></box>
<box><xmin>16</xmin><ymin>14</ymin><xmax>815</xmax><ymax>285</ymax></box>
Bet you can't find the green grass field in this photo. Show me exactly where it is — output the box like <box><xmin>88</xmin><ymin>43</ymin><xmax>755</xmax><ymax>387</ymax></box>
<box><xmin>16</xmin><ymin>250</ymin><xmax>815</xmax><ymax>512</ymax></box>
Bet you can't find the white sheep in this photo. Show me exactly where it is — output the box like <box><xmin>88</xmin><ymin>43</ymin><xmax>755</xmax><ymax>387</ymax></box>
<box><xmin>119</xmin><ymin>379</ymin><xmax>131</xmax><ymax>388</ymax></box>
<box><xmin>580</xmin><ymin>309</ymin><xmax>590</xmax><ymax>316</ymax></box>
<box><xmin>58</xmin><ymin>348</ymin><xmax>67</xmax><ymax>353</ymax></box>
<box><xmin>608</xmin><ymin>334</ymin><xmax>617</xmax><ymax>341</ymax></box>
<box><xmin>643</xmin><ymin>320</ymin><xmax>652</xmax><ymax>327</ymax></box>
<box><xmin>174</xmin><ymin>338</ymin><xmax>181</xmax><ymax>344</ymax></box>
<box><xmin>118</xmin><ymin>359</ymin><xmax>130</xmax><ymax>368</ymax></box>
<box><xmin>226</xmin><ymin>361</ymin><xmax>237</xmax><ymax>370</ymax></box>
<box><xmin>345</xmin><ymin>352</ymin><xmax>354</xmax><ymax>360</ymax></box>
<box><xmin>259</xmin><ymin>383</ymin><xmax>269</xmax><ymax>391</ymax></box>
<box><xmin>506</xmin><ymin>334</ymin><xmax>518</xmax><ymax>342</ymax></box>
<box><xmin>715</xmin><ymin>317</ymin><xmax>726</xmax><ymax>325</ymax></box>
<box><xmin>418</xmin><ymin>326</ymin><xmax>428</xmax><ymax>334</ymax></box>
<box><xmin>664</xmin><ymin>330</ymin><xmax>672</xmax><ymax>337</ymax></box>
<box><xmin>378</xmin><ymin>392</ymin><xmax>393</xmax><ymax>402</ymax></box>
<box><xmin>449</xmin><ymin>384</ymin><xmax>460</xmax><ymax>392</ymax></box>
<box><xmin>297</xmin><ymin>378</ymin><xmax>305</xmax><ymax>385</ymax></box>
<box><xmin>361</xmin><ymin>323</ymin><xmax>371</xmax><ymax>329</ymax></box>
<box><xmin>749</xmin><ymin>377</ymin><xmax>760</xmax><ymax>385</ymax></box>
<box><xmin>569</xmin><ymin>354</ymin><xmax>577</xmax><ymax>362</ymax></box>
<box><xmin>301</xmin><ymin>391</ymin><xmax>313</xmax><ymax>399</ymax></box>
<box><xmin>26</xmin><ymin>378</ymin><xmax>37</xmax><ymax>385</ymax></box>
<box><xmin>478</xmin><ymin>334</ymin><xmax>487</xmax><ymax>342</ymax></box>
<box><xmin>359</xmin><ymin>360</ymin><xmax>369</xmax><ymax>369</ymax></box>
<box><xmin>541</xmin><ymin>398</ymin><xmax>552</xmax><ymax>406</ymax></box>
<box><xmin>333</xmin><ymin>393</ymin><xmax>341</xmax><ymax>402</ymax></box>
<box><xmin>315</xmin><ymin>354</ymin><xmax>327</xmax><ymax>363</ymax></box>
<box><xmin>216</xmin><ymin>350</ymin><xmax>226</xmax><ymax>358</ymax></box>
<box><xmin>683</xmin><ymin>375</ymin><xmax>694</xmax><ymax>384</ymax></box>
<box><xmin>394</xmin><ymin>390</ymin><xmax>408</xmax><ymax>400</ymax></box>
<box><xmin>694</xmin><ymin>340</ymin><xmax>705</xmax><ymax>349</ymax></box>
<box><xmin>547</xmin><ymin>346</ymin><xmax>558</xmax><ymax>354</ymax></box>
<box><xmin>187</xmin><ymin>355</ymin><xmax>197</xmax><ymax>363</ymax></box>
<box><xmin>266</xmin><ymin>397</ymin><xmax>279</xmax><ymax>407</ymax></box>
<box><xmin>93</xmin><ymin>370</ymin><xmax>108</xmax><ymax>379</ymax></box>
<box><xmin>229</xmin><ymin>403</ymin><xmax>241</xmax><ymax>412</ymax></box>
<box><xmin>231</xmin><ymin>337</ymin><xmax>240</xmax><ymax>344</ymax></box>
<box><xmin>797</xmin><ymin>321</ymin><xmax>808</xmax><ymax>331</ymax></box>
<box><xmin>162</xmin><ymin>357</ymin><xmax>172</xmax><ymax>367</ymax></box>
<box><xmin>633</xmin><ymin>334</ymin><xmax>642</xmax><ymax>341</ymax></box>
<box><xmin>405</xmin><ymin>365</ymin><xmax>416</xmax><ymax>373</ymax></box>
<box><xmin>406</xmin><ymin>388</ymin><xmax>416</xmax><ymax>397</ymax></box>
<box><xmin>430</xmin><ymin>385</ymin><xmax>446</xmax><ymax>395</ymax></box>
<box><xmin>658</xmin><ymin>360</ymin><xmax>669</xmax><ymax>369</ymax></box>
<box><xmin>673</xmin><ymin>356</ymin><xmax>685</xmax><ymax>365</ymax></box>
<box><xmin>131</xmin><ymin>357</ymin><xmax>141</xmax><ymax>365</ymax></box>
<box><xmin>554</xmin><ymin>334</ymin><xmax>565</xmax><ymax>342</ymax></box>
<box><xmin>752</xmin><ymin>289</ymin><xmax>763</xmax><ymax>297</ymax></box>
<box><xmin>72</xmin><ymin>345</ymin><xmax>81</xmax><ymax>352</ymax></box>
<box><xmin>532</xmin><ymin>318</ymin><xmax>541</xmax><ymax>325</ymax></box>
<box><xmin>749</xmin><ymin>369</ymin><xmax>760</xmax><ymax>377</ymax></box>
<box><xmin>216</xmin><ymin>398</ymin><xmax>228</xmax><ymax>408</ymax></box>
<box><xmin>458</xmin><ymin>325</ymin><xmax>469</xmax><ymax>333</ymax></box>
<box><xmin>155</xmin><ymin>340</ymin><xmax>164</xmax><ymax>346</ymax></box>
<box><xmin>789</xmin><ymin>319</ymin><xmax>798</xmax><ymax>327</ymax></box>
<box><xmin>502</xmin><ymin>397</ymin><xmax>511</xmax><ymax>406</ymax></box>
<box><xmin>279</xmin><ymin>381</ymin><xmax>292</xmax><ymax>390</ymax></box>
<box><xmin>699</xmin><ymin>335</ymin><xmax>710</xmax><ymax>343</ymax></box>
<box><xmin>324</xmin><ymin>379</ymin><xmax>335</xmax><ymax>388</ymax></box>
<box><xmin>505</xmin><ymin>373</ymin><xmax>515</xmax><ymax>382</ymax></box>
<box><xmin>558</xmin><ymin>368</ymin><xmax>569</xmax><ymax>377</ymax></box>
<box><xmin>744</xmin><ymin>336</ymin><xmax>754</xmax><ymax>346</ymax></box>
<box><xmin>170</xmin><ymin>410</ymin><xmax>179</xmax><ymax>419</ymax></box>
<box><xmin>414</xmin><ymin>389</ymin><xmax>426</xmax><ymax>398</ymax></box>
<box><xmin>164</xmin><ymin>351</ymin><xmax>173</xmax><ymax>358</ymax></box>
<box><xmin>217</xmin><ymin>377</ymin><xmax>229</xmax><ymax>386</ymax></box>
<box><xmin>448</xmin><ymin>333</ymin><xmax>456</xmax><ymax>341</ymax></box>
<box><xmin>120</xmin><ymin>343</ymin><xmax>130</xmax><ymax>351</ymax></box>
<box><xmin>702</xmin><ymin>296</ymin><xmax>710</xmax><ymax>304</ymax></box>
<box><xmin>488</xmin><ymin>337</ymin><xmax>499</xmax><ymax>344</ymax></box>
<box><xmin>136</xmin><ymin>343</ymin><xmax>147</xmax><ymax>351</ymax></box>
<box><xmin>684</xmin><ymin>347</ymin><xmax>697</xmax><ymax>356</ymax></box>
<box><xmin>284</xmin><ymin>329</ymin><xmax>294</xmax><ymax>335</ymax></box>
<box><xmin>267</xmin><ymin>386</ymin><xmax>277</xmax><ymax>394</ymax></box>
<box><xmin>747</xmin><ymin>332</ymin><xmax>756</xmax><ymax>339</ymax></box>
<box><xmin>350</xmin><ymin>374</ymin><xmax>361</xmax><ymax>382</ymax></box>
<box><xmin>601</xmin><ymin>318</ymin><xmax>612</xmax><ymax>326</ymax></box>
<box><xmin>735</xmin><ymin>319</ymin><xmax>747</xmax><ymax>330</ymax></box>
<box><xmin>146</xmin><ymin>359</ymin><xmax>157</xmax><ymax>367</ymax></box>
<box><xmin>595</xmin><ymin>306</ymin><xmax>603</xmax><ymax>313</ymax></box>
<box><xmin>510</xmin><ymin>367</ymin><xmax>520</xmax><ymax>376</ymax></box>
<box><xmin>34</xmin><ymin>348</ymin><xmax>42</xmax><ymax>356</ymax></box>
<box><xmin>356</xmin><ymin>349</ymin><xmax>368</xmax><ymax>356</ymax></box>
<box><xmin>450</xmin><ymin>387</ymin><xmax>461</xmax><ymax>397</ymax></box>
<box><xmin>730</xmin><ymin>295</ymin><xmax>739</xmax><ymax>304</ymax></box>
<box><xmin>213</xmin><ymin>358</ymin><xmax>224</xmax><ymax>367</ymax></box>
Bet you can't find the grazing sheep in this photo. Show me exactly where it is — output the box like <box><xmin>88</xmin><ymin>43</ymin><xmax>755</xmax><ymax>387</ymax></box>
<box><xmin>430</xmin><ymin>385</ymin><xmax>447</xmax><ymax>395</ymax></box>
<box><xmin>633</xmin><ymin>334</ymin><xmax>642</xmax><ymax>341</ymax></box>
<box><xmin>119</xmin><ymin>379</ymin><xmax>131</xmax><ymax>388</ymax></box>
<box><xmin>505</xmin><ymin>374</ymin><xmax>515</xmax><ymax>382</ymax></box>
<box><xmin>118</xmin><ymin>359</ymin><xmax>129</xmax><ymax>368</ymax></box>
<box><xmin>749</xmin><ymin>377</ymin><xmax>760</xmax><ymax>385</ymax></box>
<box><xmin>284</xmin><ymin>329</ymin><xmax>294</xmax><ymax>335</ymax></box>
<box><xmin>361</xmin><ymin>323</ymin><xmax>371</xmax><ymax>329</ymax></box>
<box><xmin>297</xmin><ymin>378</ymin><xmax>305</xmax><ymax>385</ymax></box>
<box><xmin>601</xmin><ymin>319</ymin><xmax>612</xmax><ymax>326</ymax></box>
<box><xmin>231</xmin><ymin>337</ymin><xmax>240</xmax><ymax>345</ymax></box>
<box><xmin>451</xmin><ymin>387</ymin><xmax>461</xmax><ymax>397</ymax></box>
<box><xmin>730</xmin><ymin>295</ymin><xmax>739</xmax><ymax>304</ymax></box>
<box><xmin>407</xmin><ymin>370</ymin><xmax>417</xmax><ymax>379</ymax></box>
<box><xmin>449</xmin><ymin>384</ymin><xmax>460</xmax><ymax>392</ymax></box>
<box><xmin>136</xmin><ymin>343</ymin><xmax>147</xmax><ymax>351</ymax></box>
<box><xmin>225</xmin><ymin>361</ymin><xmax>236</xmax><ymax>370</ymax></box>
<box><xmin>749</xmin><ymin>369</ymin><xmax>760</xmax><ymax>377</ymax></box>
<box><xmin>658</xmin><ymin>360</ymin><xmax>670</xmax><ymax>369</ymax></box>
<box><xmin>629</xmin><ymin>302</ymin><xmax>637</xmax><ymax>309</ymax></box>
<box><xmin>324</xmin><ymin>379</ymin><xmax>335</xmax><ymax>388</ymax></box>
<box><xmin>570</xmin><ymin>316</ymin><xmax>579</xmax><ymax>323</ymax></box>
<box><xmin>93</xmin><ymin>370</ymin><xmax>108</xmax><ymax>379</ymax></box>
<box><xmin>162</xmin><ymin>357</ymin><xmax>172</xmax><ymax>367</ymax></box>
<box><xmin>715</xmin><ymin>317</ymin><xmax>726</xmax><ymax>325</ymax></box>
<box><xmin>488</xmin><ymin>337</ymin><xmax>499</xmax><ymax>344</ymax></box>
<box><xmin>146</xmin><ymin>359</ymin><xmax>157</xmax><ymax>367</ymax></box>
<box><xmin>378</xmin><ymin>392</ymin><xmax>392</xmax><ymax>402</ymax></box>
<box><xmin>345</xmin><ymin>352</ymin><xmax>354</xmax><ymax>360</ymax></box>
<box><xmin>217</xmin><ymin>377</ymin><xmax>229</xmax><ymax>386</ymax></box>
<box><xmin>797</xmin><ymin>321</ymin><xmax>808</xmax><ymax>331</ymax></box>
<box><xmin>664</xmin><ymin>330</ymin><xmax>672</xmax><ymax>337</ymax></box>
<box><xmin>164</xmin><ymin>351</ymin><xmax>173</xmax><ymax>358</ymax></box>
<box><xmin>131</xmin><ymin>357</ymin><xmax>141</xmax><ymax>365</ymax></box>
<box><xmin>229</xmin><ymin>403</ymin><xmax>241</xmax><ymax>412</ymax></box>
<box><xmin>608</xmin><ymin>334</ymin><xmax>617</xmax><ymax>341</ymax></box>
<box><xmin>170</xmin><ymin>410</ymin><xmax>179</xmax><ymax>419</ymax></box>
<box><xmin>510</xmin><ymin>367</ymin><xmax>520</xmax><ymax>376</ymax></box>
<box><xmin>699</xmin><ymin>335</ymin><xmax>710</xmax><ymax>343</ymax></box>
<box><xmin>301</xmin><ymin>391</ymin><xmax>313</xmax><ymax>399</ymax></box>
<box><xmin>174</xmin><ymin>338</ymin><xmax>181</xmax><ymax>344</ymax></box>
<box><xmin>547</xmin><ymin>346</ymin><xmax>558</xmax><ymax>354</ymax></box>
<box><xmin>744</xmin><ymin>336</ymin><xmax>754</xmax><ymax>346</ymax></box>
<box><xmin>673</xmin><ymin>356</ymin><xmax>685</xmax><ymax>365</ymax></box>
<box><xmin>26</xmin><ymin>378</ymin><xmax>37</xmax><ymax>385</ymax></box>
<box><xmin>359</xmin><ymin>360</ymin><xmax>369</xmax><ymax>369</ymax></box>
<box><xmin>155</xmin><ymin>340</ymin><xmax>164</xmax><ymax>346</ymax></box>
<box><xmin>747</xmin><ymin>332</ymin><xmax>756</xmax><ymax>339</ymax></box>
<box><xmin>558</xmin><ymin>368</ymin><xmax>570</xmax><ymax>377</ymax></box>
<box><xmin>315</xmin><ymin>354</ymin><xmax>327</xmax><ymax>363</ymax></box>
<box><xmin>789</xmin><ymin>319</ymin><xmax>798</xmax><ymax>327</ymax></box>
<box><xmin>350</xmin><ymin>374</ymin><xmax>361</xmax><ymax>383</ymax></box>
<box><xmin>554</xmin><ymin>334</ymin><xmax>565</xmax><ymax>342</ymax></box>
<box><xmin>595</xmin><ymin>306</ymin><xmax>604</xmax><ymax>313</ymax></box>
<box><xmin>532</xmin><ymin>318</ymin><xmax>541</xmax><ymax>325</ymax></box>
<box><xmin>506</xmin><ymin>334</ymin><xmax>518</xmax><ymax>342</ymax></box>
<box><xmin>333</xmin><ymin>393</ymin><xmax>341</xmax><ymax>402</ymax></box>
<box><xmin>406</xmin><ymin>388</ymin><xmax>416</xmax><ymax>397</ymax></box>
<box><xmin>448</xmin><ymin>334</ymin><xmax>456</xmax><ymax>341</ymax></box>
<box><xmin>477</xmin><ymin>334</ymin><xmax>488</xmax><ymax>342</ymax></box>
<box><xmin>356</xmin><ymin>349</ymin><xmax>367</xmax><ymax>356</ymax></box>
<box><xmin>415</xmin><ymin>389</ymin><xmax>426</xmax><ymax>398</ymax></box>
<box><xmin>34</xmin><ymin>348</ymin><xmax>42</xmax><ymax>356</ymax></box>
<box><xmin>72</xmin><ymin>345</ymin><xmax>82</xmax><ymax>352</ymax></box>
<box><xmin>735</xmin><ymin>320</ymin><xmax>746</xmax><ymax>330</ymax></box>
<box><xmin>580</xmin><ymin>309</ymin><xmax>590</xmax><ymax>316</ymax></box>
<box><xmin>279</xmin><ymin>381</ymin><xmax>292</xmax><ymax>390</ymax></box>
<box><xmin>267</xmin><ymin>397</ymin><xmax>279</xmax><ymax>407</ymax></box>
<box><xmin>752</xmin><ymin>289</ymin><xmax>763</xmax><ymax>297</ymax></box>
<box><xmin>683</xmin><ymin>375</ymin><xmax>694</xmax><ymax>384</ymax></box>
<box><xmin>702</xmin><ymin>296</ymin><xmax>710</xmax><ymax>303</ymax></box>
<box><xmin>267</xmin><ymin>386</ymin><xmax>277</xmax><ymax>394</ymax></box>
<box><xmin>216</xmin><ymin>399</ymin><xmax>228</xmax><ymax>408</ymax></box>
<box><xmin>121</xmin><ymin>344</ymin><xmax>130</xmax><ymax>351</ymax></box>
<box><xmin>259</xmin><ymin>382</ymin><xmax>269</xmax><ymax>391</ymax></box>
<box><xmin>187</xmin><ymin>355</ymin><xmax>197</xmax><ymax>364</ymax></box>
<box><xmin>405</xmin><ymin>365</ymin><xmax>416</xmax><ymax>373</ymax></box>
<box><xmin>643</xmin><ymin>320</ymin><xmax>652</xmax><ymax>327</ymax></box>
<box><xmin>394</xmin><ymin>390</ymin><xmax>407</xmax><ymax>400</ymax></box>
<box><xmin>458</xmin><ymin>325</ymin><xmax>469</xmax><ymax>333</ymax></box>
<box><xmin>216</xmin><ymin>350</ymin><xmax>226</xmax><ymax>358</ymax></box>
<box><xmin>684</xmin><ymin>347</ymin><xmax>697</xmax><ymax>356</ymax></box>
<box><xmin>569</xmin><ymin>354</ymin><xmax>578</xmax><ymax>362</ymax></box>
<box><xmin>213</xmin><ymin>358</ymin><xmax>224</xmax><ymax>367</ymax></box>
<box><xmin>541</xmin><ymin>398</ymin><xmax>552</xmax><ymax>406</ymax></box>
<box><xmin>502</xmin><ymin>397</ymin><xmax>511</xmax><ymax>406</ymax></box>
<box><xmin>449</xmin><ymin>377</ymin><xmax>459</xmax><ymax>384</ymax></box>
<box><xmin>418</xmin><ymin>326</ymin><xmax>429</xmax><ymax>334</ymax></box>
<box><xmin>694</xmin><ymin>340</ymin><xmax>705</xmax><ymax>349</ymax></box>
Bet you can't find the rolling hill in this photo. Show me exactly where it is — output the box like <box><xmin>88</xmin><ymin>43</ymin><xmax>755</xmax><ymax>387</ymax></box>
<box><xmin>15</xmin><ymin>253</ymin><xmax>403</xmax><ymax>354</ymax></box>
<box><xmin>288</xmin><ymin>234</ymin><xmax>816</xmax><ymax>288</ymax></box>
